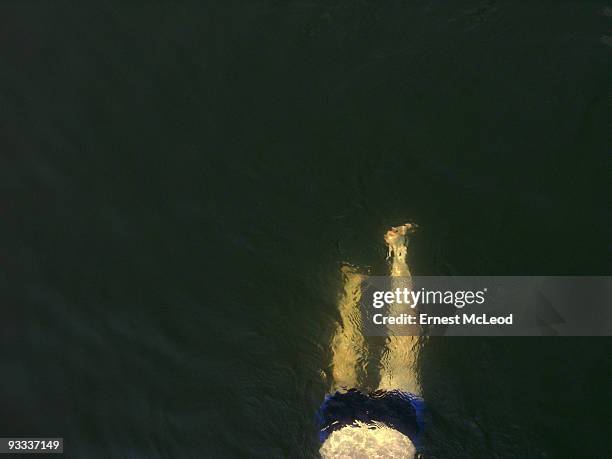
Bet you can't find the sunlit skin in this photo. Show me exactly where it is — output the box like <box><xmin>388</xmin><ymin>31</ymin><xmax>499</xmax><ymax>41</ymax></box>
<box><xmin>330</xmin><ymin>265</ymin><xmax>367</xmax><ymax>391</ymax></box>
<box><xmin>324</xmin><ymin>223</ymin><xmax>421</xmax><ymax>458</ymax></box>
<box><xmin>330</xmin><ymin>223</ymin><xmax>420</xmax><ymax>393</ymax></box>
<box><xmin>379</xmin><ymin>224</ymin><xmax>420</xmax><ymax>395</ymax></box>
<box><xmin>384</xmin><ymin>223</ymin><xmax>416</xmax><ymax>277</ymax></box>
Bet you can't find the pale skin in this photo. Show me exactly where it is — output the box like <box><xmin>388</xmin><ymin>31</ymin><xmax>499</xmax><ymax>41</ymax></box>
<box><xmin>330</xmin><ymin>264</ymin><xmax>367</xmax><ymax>391</ymax></box>
<box><xmin>330</xmin><ymin>223</ymin><xmax>421</xmax><ymax>396</ymax></box>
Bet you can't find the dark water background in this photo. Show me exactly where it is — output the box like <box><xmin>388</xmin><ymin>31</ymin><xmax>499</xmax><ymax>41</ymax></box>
<box><xmin>2</xmin><ymin>2</ymin><xmax>611</xmax><ymax>458</ymax></box>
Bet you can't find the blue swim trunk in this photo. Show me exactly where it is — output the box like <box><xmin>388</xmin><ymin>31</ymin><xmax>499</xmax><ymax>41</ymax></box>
<box><xmin>317</xmin><ymin>389</ymin><xmax>425</xmax><ymax>448</ymax></box>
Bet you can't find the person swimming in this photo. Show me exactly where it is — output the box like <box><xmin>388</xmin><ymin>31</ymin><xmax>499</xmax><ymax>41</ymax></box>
<box><xmin>318</xmin><ymin>223</ymin><xmax>424</xmax><ymax>459</ymax></box>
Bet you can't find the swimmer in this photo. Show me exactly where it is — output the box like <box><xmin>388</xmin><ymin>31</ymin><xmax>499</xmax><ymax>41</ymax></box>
<box><xmin>318</xmin><ymin>223</ymin><xmax>424</xmax><ymax>458</ymax></box>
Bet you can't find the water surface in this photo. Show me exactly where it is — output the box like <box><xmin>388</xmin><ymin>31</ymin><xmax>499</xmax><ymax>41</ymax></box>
<box><xmin>2</xmin><ymin>2</ymin><xmax>611</xmax><ymax>457</ymax></box>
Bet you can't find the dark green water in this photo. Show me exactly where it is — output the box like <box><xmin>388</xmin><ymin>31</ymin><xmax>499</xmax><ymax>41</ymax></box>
<box><xmin>2</xmin><ymin>2</ymin><xmax>611</xmax><ymax>458</ymax></box>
